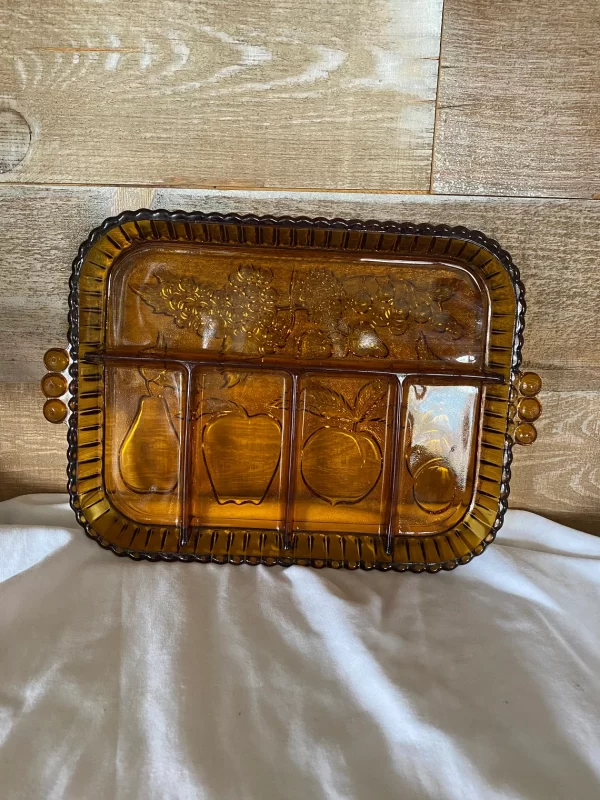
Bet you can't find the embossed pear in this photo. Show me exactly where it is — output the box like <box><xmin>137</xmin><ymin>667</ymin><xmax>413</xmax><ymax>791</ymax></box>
<box><xmin>119</xmin><ymin>395</ymin><xmax>179</xmax><ymax>493</ymax></box>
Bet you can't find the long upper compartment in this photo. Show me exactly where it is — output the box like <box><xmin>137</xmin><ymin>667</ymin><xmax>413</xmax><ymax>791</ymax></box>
<box><xmin>104</xmin><ymin>243</ymin><xmax>489</xmax><ymax>374</ymax></box>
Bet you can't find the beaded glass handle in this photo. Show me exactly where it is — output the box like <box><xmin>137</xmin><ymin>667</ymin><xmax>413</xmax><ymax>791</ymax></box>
<box><xmin>41</xmin><ymin>348</ymin><xmax>70</xmax><ymax>423</ymax></box>
<box><xmin>511</xmin><ymin>371</ymin><xmax>543</xmax><ymax>445</ymax></box>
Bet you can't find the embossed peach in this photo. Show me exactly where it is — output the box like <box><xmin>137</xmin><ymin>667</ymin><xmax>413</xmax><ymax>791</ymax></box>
<box><xmin>301</xmin><ymin>428</ymin><xmax>382</xmax><ymax>505</ymax></box>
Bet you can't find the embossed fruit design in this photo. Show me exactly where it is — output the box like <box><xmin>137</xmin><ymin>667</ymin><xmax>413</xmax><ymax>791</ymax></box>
<box><xmin>134</xmin><ymin>264</ymin><xmax>292</xmax><ymax>356</ymax></box>
<box><xmin>302</xmin><ymin>428</ymin><xmax>382</xmax><ymax>505</ymax></box>
<box><xmin>406</xmin><ymin>409</ymin><xmax>457</xmax><ymax>515</ymax></box>
<box><xmin>119</xmin><ymin>369</ymin><xmax>179</xmax><ymax>494</ymax></box>
<box><xmin>201</xmin><ymin>400</ymin><xmax>282</xmax><ymax>505</ymax></box>
<box><xmin>410</xmin><ymin>457</ymin><xmax>456</xmax><ymax>514</ymax></box>
<box><xmin>300</xmin><ymin>381</ymin><xmax>388</xmax><ymax>505</ymax></box>
<box><xmin>341</xmin><ymin>274</ymin><xmax>465</xmax><ymax>357</ymax></box>
<box><xmin>134</xmin><ymin>262</ymin><xmax>468</xmax><ymax>364</ymax></box>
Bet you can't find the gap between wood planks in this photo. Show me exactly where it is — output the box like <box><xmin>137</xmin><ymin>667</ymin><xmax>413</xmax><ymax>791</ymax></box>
<box><xmin>428</xmin><ymin>0</ymin><xmax>447</xmax><ymax>193</ymax></box>
<box><xmin>1</xmin><ymin>179</ymin><xmax>599</xmax><ymax>202</ymax></box>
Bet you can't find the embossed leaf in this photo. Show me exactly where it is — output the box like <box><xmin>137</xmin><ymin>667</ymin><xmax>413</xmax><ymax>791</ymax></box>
<box><xmin>342</xmin><ymin>275</ymin><xmax>361</xmax><ymax>293</ymax></box>
<box><xmin>431</xmin><ymin>278</ymin><xmax>463</xmax><ymax>304</ymax></box>
<box><xmin>198</xmin><ymin>397</ymin><xmax>242</xmax><ymax>417</ymax></box>
<box><xmin>302</xmin><ymin>383</ymin><xmax>353</xmax><ymax>421</ymax></box>
<box><xmin>355</xmin><ymin>380</ymin><xmax>389</xmax><ymax>423</ymax></box>
<box><xmin>139</xmin><ymin>367</ymin><xmax>179</xmax><ymax>392</ymax></box>
<box><xmin>132</xmin><ymin>276</ymin><xmax>175</xmax><ymax>317</ymax></box>
<box><xmin>220</xmin><ymin>371</ymin><xmax>249</xmax><ymax>390</ymax></box>
<box><xmin>133</xmin><ymin>273</ymin><xmax>214</xmax><ymax>334</ymax></box>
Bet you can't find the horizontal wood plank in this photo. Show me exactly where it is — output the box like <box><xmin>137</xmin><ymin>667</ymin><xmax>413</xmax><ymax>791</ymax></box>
<box><xmin>510</xmin><ymin>391</ymin><xmax>600</xmax><ymax>535</ymax></box>
<box><xmin>434</xmin><ymin>0</ymin><xmax>600</xmax><ymax>198</ymax></box>
<box><xmin>0</xmin><ymin>0</ymin><xmax>442</xmax><ymax>191</ymax></box>
<box><xmin>0</xmin><ymin>383</ymin><xmax>67</xmax><ymax>499</ymax></box>
<box><xmin>0</xmin><ymin>187</ymin><xmax>115</xmax><ymax>382</ymax></box>
<box><xmin>1</xmin><ymin>186</ymin><xmax>599</xmax><ymax>530</ymax></box>
<box><xmin>3</xmin><ymin>188</ymin><xmax>600</xmax><ymax>386</ymax></box>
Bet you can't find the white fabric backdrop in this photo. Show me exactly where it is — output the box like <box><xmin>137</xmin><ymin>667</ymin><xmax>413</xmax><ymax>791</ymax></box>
<box><xmin>0</xmin><ymin>494</ymin><xmax>599</xmax><ymax>800</ymax></box>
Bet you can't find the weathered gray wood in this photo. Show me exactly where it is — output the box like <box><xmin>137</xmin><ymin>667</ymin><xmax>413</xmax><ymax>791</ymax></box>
<box><xmin>0</xmin><ymin>0</ymin><xmax>443</xmax><ymax>191</ymax></box>
<box><xmin>0</xmin><ymin>186</ymin><xmax>115</xmax><ymax>382</ymax></box>
<box><xmin>434</xmin><ymin>0</ymin><xmax>600</xmax><ymax>197</ymax></box>
<box><xmin>1</xmin><ymin>383</ymin><xmax>67</xmax><ymax>499</ymax></box>
<box><xmin>510</xmin><ymin>391</ymin><xmax>600</xmax><ymax>535</ymax></box>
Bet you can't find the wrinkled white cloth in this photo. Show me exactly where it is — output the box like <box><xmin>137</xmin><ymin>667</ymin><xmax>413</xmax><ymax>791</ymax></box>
<box><xmin>0</xmin><ymin>495</ymin><xmax>599</xmax><ymax>800</ymax></box>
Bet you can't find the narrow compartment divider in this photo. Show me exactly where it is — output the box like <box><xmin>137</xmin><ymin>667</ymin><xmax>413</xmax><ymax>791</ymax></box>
<box><xmin>178</xmin><ymin>364</ymin><xmax>194</xmax><ymax>550</ymax></box>
<box><xmin>83</xmin><ymin>351</ymin><xmax>504</xmax><ymax>384</ymax></box>
<box><xmin>283</xmin><ymin>373</ymin><xmax>299</xmax><ymax>552</ymax></box>
<box><xmin>384</xmin><ymin>375</ymin><xmax>404</xmax><ymax>556</ymax></box>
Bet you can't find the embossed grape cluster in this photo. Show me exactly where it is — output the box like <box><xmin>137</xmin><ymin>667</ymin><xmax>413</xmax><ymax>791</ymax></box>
<box><xmin>216</xmin><ymin>265</ymin><xmax>290</xmax><ymax>354</ymax></box>
<box><xmin>293</xmin><ymin>268</ymin><xmax>345</xmax><ymax>322</ymax></box>
<box><xmin>344</xmin><ymin>276</ymin><xmax>463</xmax><ymax>341</ymax></box>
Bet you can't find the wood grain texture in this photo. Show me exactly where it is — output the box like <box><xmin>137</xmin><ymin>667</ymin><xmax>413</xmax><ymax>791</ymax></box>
<box><xmin>510</xmin><ymin>392</ymin><xmax>600</xmax><ymax>535</ymax></box>
<box><xmin>0</xmin><ymin>108</ymin><xmax>31</xmax><ymax>173</ymax></box>
<box><xmin>0</xmin><ymin>0</ymin><xmax>442</xmax><ymax>191</ymax></box>
<box><xmin>433</xmin><ymin>0</ymin><xmax>600</xmax><ymax>197</ymax></box>
<box><xmin>3</xmin><ymin>187</ymin><xmax>600</xmax><ymax>386</ymax></box>
<box><xmin>1</xmin><ymin>186</ymin><xmax>599</xmax><ymax>531</ymax></box>
<box><xmin>0</xmin><ymin>187</ymin><xmax>114</xmax><ymax>382</ymax></box>
<box><xmin>0</xmin><ymin>384</ymin><xmax>67</xmax><ymax>499</ymax></box>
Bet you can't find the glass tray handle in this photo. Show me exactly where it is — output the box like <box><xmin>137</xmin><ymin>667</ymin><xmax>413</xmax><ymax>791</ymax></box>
<box><xmin>42</xmin><ymin>347</ymin><xmax>70</xmax><ymax>424</ymax></box>
<box><xmin>511</xmin><ymin>372</ymin><xmax>542</xmax><ymax>446</ymax></box>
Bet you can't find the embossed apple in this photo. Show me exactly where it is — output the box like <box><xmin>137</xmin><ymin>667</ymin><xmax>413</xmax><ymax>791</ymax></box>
<box><xmin>202</xmin><ymin>407</ymin><xmax>282</xmax><ymax>505</ymax></box>
<box><xmin>301</xmin><ymin>427</ymin><xmax>382</xmax><ymax>505</ymax></box>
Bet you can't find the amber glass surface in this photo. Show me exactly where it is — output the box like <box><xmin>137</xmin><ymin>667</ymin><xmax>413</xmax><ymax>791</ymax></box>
<box><xmin>43</xmin><ymin>348</ymin><xmax>69</xmax><ymax>372</ymax></box>
<box><xmin>44</xmin><ymin>398</ymin><xmax>68</xmax><ymax>423</ymax></box>
<box><xmin>69</xmin><ymin>213</ymin><xmax>526</xmax><ymax>571</ymax></box>
<box><xmin>41</xmin><ymin>372</ymin><xmax>68</xmax><ymax>398</ymax></box>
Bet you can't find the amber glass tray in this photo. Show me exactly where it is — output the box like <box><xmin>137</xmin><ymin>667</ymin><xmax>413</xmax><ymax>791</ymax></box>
<box><xmin>42</xmin><ymin>212</ymin><xmax>542</xmax><ymax>571</ymax></box>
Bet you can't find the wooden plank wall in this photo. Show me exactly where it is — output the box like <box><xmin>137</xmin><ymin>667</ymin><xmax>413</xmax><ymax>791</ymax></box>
<box><xmin>1</xmin><ymin>1</ymin><xmax>599</xmax><ymax>533</ymax></box>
